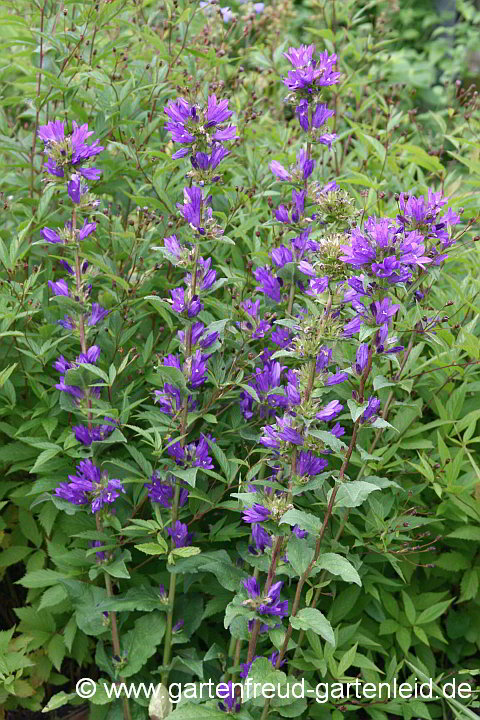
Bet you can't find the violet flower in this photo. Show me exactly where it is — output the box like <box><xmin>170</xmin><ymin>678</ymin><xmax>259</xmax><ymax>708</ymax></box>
<box><xmin>242</xmin><ymin>504</ymin><xmax>271</xmax><ymax>523</ymax></box>
<box><xmin>316</xmin><ymin>399</ymin><xmax>344</xmax><ymax>422</ymax></box>
<box><xmin>167</xmin><ymin>520</ymin><xmax>192</xmax><ymax>548</ymax></box>
<box><xmin>145</xmin><ymin>472</ymin><xmax>189</xmax><ymax>508</ymax></box>
<box><xmin>296</xmin><ymin>450</ymin><xmax>328</xmax><ymax>477</ymax></box>
<box><xmin>167</xmin><ymin>434</ymin><xmax>215</xmax><ymax>470</ymax></box>
<box><xmin>55</xmin><ymin>459</ymin><xmax>125</xmax><ymax>513</ymax></box>
<box><xmin>73</xmin><ymin>417</ymin><xmax>116</xmax><ymax>446</ymax></box>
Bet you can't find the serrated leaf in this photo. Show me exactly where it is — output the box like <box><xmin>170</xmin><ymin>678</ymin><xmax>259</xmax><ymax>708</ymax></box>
<box><xmin>316</xmin><ymin>553</ymin><xmax>361</xmax><ymax>586</ymax></box>
<box><xmin>28</xmin><ymin>448</ymin><xmax>61</xmax><ymax>473</ymax></box>
<box><xmin>170</xmin><ymin>467</ymin><xmax>198</xmax><ymax>487</ymax></box>
<box><xmin>290</xmin><ymin>608</ymin><xmax>335</xmax><ymax>646</ymax></box>
<box><xmin>16</xmin><ymin>569</ymin><xmax>67</xmax><ymax>588</ymax></box>
<box><xmin>447</xmin><ymin>527</ymin><xmax>480</xmax><ymax>542</ymax></box>
<box><xmin>135</xmin><ymin>542</ymin><xmax>168</xmax><ymax>555</ymax></box>
<box><xmin>279</xmin><ymin>509</ymin><xmax>321</xmax><ymax>535</ymax></box>
<box><xmin>308</xmin><ymin>428</ymin><xmax>347</xmax><ymax>452</ymax></box>
<box><xmin>42</xmin><ymin>692</ymin><xmax>77</xmax><ymax>713</ymax></box>
<box><xmin>331</xmin><ymin>481</ymin><xmax>381</xmax><ymax>508</ymax></box>
<box><xmin>171</xmin><ymin>546</ymin><xmax>201</xmax><ymax>558</ymax></box>
<box><xmin>122</xmin><ymin>612</ymin><xmax>165</xmax><ymax>677</ymax></box>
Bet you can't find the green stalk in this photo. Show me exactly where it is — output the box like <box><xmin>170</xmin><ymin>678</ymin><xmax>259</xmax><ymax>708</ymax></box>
<box><xmin>246</xmin><ymin>536</ymin><xmax>284</xmax><ymax>663</ymax></box>
<box><xmin>161</xmin><ymin>483</ymin><xmax>182</xmax><ymax>685</ymax></box>
<box><xmin>260</xmin><ymin>345</ymin><xmax>375</xmax><ymax>719</ymax></box>
<box><xmin>96</xmin><ymin>515</ymin><xmax>131</xmax><ymax>720</ymax></box>
<box><xmin>162</xmin><ymin>238</ymin><xmax>201</xmax><ymax>685</ymax></box>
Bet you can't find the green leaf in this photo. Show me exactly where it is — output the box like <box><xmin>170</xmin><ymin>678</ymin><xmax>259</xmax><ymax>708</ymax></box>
<box><xmin>169</xmin><ymin>705</ymin><xmax>228</xmax><ymax>720</ymax></box>
<box><xmin>396</xmin><ymin>627</ymin><xmax>411</xmax><ymax>654</ymax></box>
<box><xmin>290</xmin><ymin>608</ymin><xmax>335</xmax><ymax>646</ymax></box>
<box><xmin>435</xmin><ymin>552</ymin><xmax>470</xmax><ymax>572</ymax></box>
<box><xmin>459</xmin><ymin>570</ymin><xmax>478</xmax><ymax>602</ymax></box>
<box><xmin>148</xmin><ymin>683</ymin><xmax>172</xmax><ymax>720</ymax></box>
<box><xmin>347</xmin><ymin>399</ymin><xmax>368</xmax><ymax>422</ymax></box>
<box><xmin>316</xmin><ymin>553</ymin><xmax>361</xmax><ymax>586</ymax></box>
<box><xmin>331</xmin><ymin>481</ymin><xmax>381</xmax><ymax>508</ymax></box>
<box><xmin>47</xmin><ymin>635</ymin><xmax>66</xmax><ymax>671</ymax></box>
<box><xmin>287</xmin><ymin>535</ymin><xmax>314</xmax><ymax>576</ymax></box>
<box><xmin>402</xmin><ymin>591</ymin><xmax>417</xmax><ymax>625</ymax></box>
<box><xmin>42</xmin><ymin>692</ymin><xmax>77</xmax><ymax>713</ymax></box>
<box><xmin>308</xmin><ymin>428</ymin><xmax>347</xmax><ymax>452</ymax></box>
<box><xmin>104</xmin><ymin>554</ymin><xmax>130</xmax><ymax>579</ymax></box>
<box><xmin>170</xmin><ymin>467</ymin><xmax>198</xmax><ymax>487</ymax></box>
<box><xmin>447</xmin><ymin>527</ymin><xmax>480</xmax><ymax>542</ymax></box>
<box><xmin>0</xmin><ymin>546</ymin><xmax>32</xmax><ymax>567</ymax></box>
<box><xmin>122</xmin><ymin>612</ymin><xmax>166</xmax><ymax>677</ymax></box>
<box><xmin>135</xmin><ymin>541</ymin><xmax>168</xmax><ymax>555</ymax></box>
<box><xmin>358</xmin><ymin>131</ymin><xmax>386</xmax><ymax>165</ymax></box>
<box><xmin>224</xmin><ymin>601</ymin><xmax>254</xmax><ymax>629</ymax></box>
<box><xmin>156</xmin><ymin>365</ymin><xmax>188</xmax><ymax>390</ymax></box>
<box><xmin>279</xmin><ymin>509</ymin><xmax>321</xmax><ymax>535</ymax></box>
<box><xmin>38</xmin><ymin>585</ymin><xmax>68</xmax><ymax>611</ymax></box>
<box><xmin>16</xmin><ymin>569</ymin><xmax>67</xmax><ymax>588</ymax></box>
<box><xmin>60</xmin><ymin>580</ymin><xmax>108</xmax><ymax>636</ymax></box>
<box><xmin>196</xmin><ymin>551</ymin><xmax>247</xmax><ymax>591</ymax></box>
<box><xmin>96</xmin><ymin>587</ymin><xmax>164</xmax><ymax>613</ymax></box>
<box><xmin>171</xmin><ymin>546</ymin><xmax>201</xmax><ymax>558</ymax></box>
<box><xmin>28</xmin><ymin>448</ymin><xmax>61</xmax><ymax>473</ymax></box>
<box><xmin>401</xmin><ymin>143</ymin><xmax>444</xmax><ymax>172</ymax></box>
<box><xmin>337</xmin><ymin>643</ymin><xmax>358</xmax><ymax>676</ymax></box>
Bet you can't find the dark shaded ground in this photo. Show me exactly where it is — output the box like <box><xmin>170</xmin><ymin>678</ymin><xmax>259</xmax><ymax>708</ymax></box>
<box><xmin>6</xmin><ymin>707</ymin><xmax>88</xmax><ymax>720</ymax></box>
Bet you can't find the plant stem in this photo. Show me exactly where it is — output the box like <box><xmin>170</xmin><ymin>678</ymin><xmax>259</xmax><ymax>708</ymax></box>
<box><xmin>260</xmin><ymin>345</ymin><xmax>375</xmax><ymax>718</ymax></box>
<box><xmin>72</xmin><ymin>208</ymin><xmax>93</xmax><ymax>431</ymax></box>
<box><xmin>96</xmin><ymin>515</ymin><xmax>131</xmax><ymax>720</ymax></box>
<box><xmin>246</xmin><ymin>535</ymin><xmax>284</xmax><ymax>663</ymax></box>
<box><xmin>287</xmin><ymin>277</ymin><xmax>296</xmax><ymax>315</ymax></box>
<box><xmin>31</xmin><ymin>0</ymin><xmax>46</xmax><ymax>199</ymax></box>
<box><xmin>356</xmin><ymin>331</ymin><xmax>415</xmax><ymax>481</ymax></box>
<box><xmin>162</xmin><ymin>242</ymin><xmax>201</xmax><ymax>684</ymax></box>
<box><xmin>161</xmin><ymin>484</ymin><xmax>181</xmax><ymax>685</ymax></box>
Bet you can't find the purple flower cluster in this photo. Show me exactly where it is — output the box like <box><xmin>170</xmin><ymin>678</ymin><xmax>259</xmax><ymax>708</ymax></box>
<box><xmin>53</xmin><ymin>346</ymin><xmax>102</xmax><ymax>402</ymax></box>
<box><xmin>217</xmin><ymin>681</ymin><xmax>241</xmax><ymax>714</ymax></box>
<box><xmin>176</xmin><ymin>186</ymin><xmax>216</xmax><ymax>236</ymax></box>
<box><xmin>340</xmin><ymin>196</ymin><xmax>460</xmax><ymax>284</ymax></box>
<box><xmin>164</xmin><ymin>94</ymin><xmax>236</xmax><ymax>181</ymax></box>
<box><xmin>240</xmin><ymin>359</ymin><xmax>292</xmax><ymax>420</ymax></box>
<box><xmin>270</xmin><ymin>147</ymin><xmax>316</xmax><ymax>183</ymax></box>
<box><xmin>283</xmin><ymin>45</ymin><xmax>341</xmax><ymax>92</ymax></box>
<box><xmin>167</xmin><ymin>434</ymin><xmax>215</xmax><ymax>470</ymax></box>
<box><xmin>236</xmin><ymin>298</ymin><xmax>272</xmax><ymax>340</ymax></box>
<box><xmin>55</xmin><ymin>459</ymin><xmax>125</xmax><ymax>513</ymax></box>
<box><xmin>38</xmin><ymin>120</ymin><xmax>103</xmax><ymax>180</ymax></box>
<box><xmin>167</xmin><ymin>520</ymin><xmax>192</xmax><ymax>548</ymax></box>
<box><xmin>162</xmin><ymin>351</ymin><xmax>209</xmax><ymax>390</ymax></box>
<box><xmin>41</xmin><ymin>218</ymin><xmax>97</xmax><ymax>245</ymax></box>
<box><xmin>243</xmin><ymin>577</ymin><xmax>288</xmax><ymax>618</ymax></box>
<box><xmin>73</xmin><ymin>417</ymin><xmax>116</xmax><ymax>446</ymax></box>
<box><xmin>145</xmin><ymin>471</ymin><xmax>189</xmax><ymax>509</ymax></box>
<box><xmin>282</xmin><ymin>44</ymin><xmax>340</xmax><ymax>144</ymax></box>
